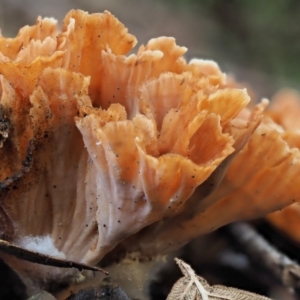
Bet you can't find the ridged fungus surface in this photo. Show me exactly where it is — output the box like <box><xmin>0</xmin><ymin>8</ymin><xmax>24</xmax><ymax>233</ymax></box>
<box><xmin>265</xmin><ymin>90</ymin><xmax>300</xmax><ymax>244</ymax></box>
<box><xmin>0</xmin><ymin>10</ymin><xmax>299</xmax><ymax>271</ymax></box>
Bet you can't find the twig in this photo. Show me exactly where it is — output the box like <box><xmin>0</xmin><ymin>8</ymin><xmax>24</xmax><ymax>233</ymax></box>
<box><xmin>0</xmin><ymin>239</ymin><xmax>108</xmax><ymax>275</ymax></box>
<box><xmin>229</xmin><ymin>222</ymin><xmax>300</xmax><ymax>288</ymax></box>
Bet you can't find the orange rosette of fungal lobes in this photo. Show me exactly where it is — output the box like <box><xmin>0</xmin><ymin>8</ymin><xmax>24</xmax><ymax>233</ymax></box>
<box><xmin>264</xmin><ymin>89</ymin><xmax>300</xmax><ymax>245</ymax></box>
<box><xmin>0</xmin><ymin>8</ymin><xmax>264</xmax><ymax>284</ymax></box>
<box><xmin>75</xmin><ymin>64</ymin><xmax>261</xmax><ymax>258</ymax></box>
<box><xmin>79</xmin><ymin>69</ymin><xmax>271</xmax><ymax>259</ymax></box>
<box><xmin>76</xmin><ymin>69</ymin><xmax>255</xmax><ymax>260</ymax></box>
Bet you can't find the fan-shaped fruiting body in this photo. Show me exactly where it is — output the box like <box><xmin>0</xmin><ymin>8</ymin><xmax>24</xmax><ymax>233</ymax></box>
<box><xmin>0</xmin><ymin>10</ymin><xmax>299</xmax><ymax>281</ymax></box>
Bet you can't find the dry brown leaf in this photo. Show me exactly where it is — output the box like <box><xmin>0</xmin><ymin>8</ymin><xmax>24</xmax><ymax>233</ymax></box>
<box><xmin>167</xmin><ymin>258</ymin><xmax>271</xmax><ymax>300</ymax></box>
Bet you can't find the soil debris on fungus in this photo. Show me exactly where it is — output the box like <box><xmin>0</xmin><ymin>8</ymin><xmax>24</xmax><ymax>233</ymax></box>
<box><xmin>0</xmin><ymin>103</ymin><xmax>9</xmax><ymax>148</ymax></box>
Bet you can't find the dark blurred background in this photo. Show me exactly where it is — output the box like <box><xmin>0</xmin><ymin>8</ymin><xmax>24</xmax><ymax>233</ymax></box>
<box><xmin>1</xmin><ymin>0</ymin><xmax>300</xmax><ymax>101</ymax></box>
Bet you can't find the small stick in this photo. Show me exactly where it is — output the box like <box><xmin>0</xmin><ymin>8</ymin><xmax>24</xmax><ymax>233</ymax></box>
<box><xmin>0</xmin><ymin>239</ymin><xmax>108</xmax><ymax>275</ymax></box>
<box><xmin>229</xmin><ymin>222</ymin><xmax>300</xmax><ymax>288</ymax></box>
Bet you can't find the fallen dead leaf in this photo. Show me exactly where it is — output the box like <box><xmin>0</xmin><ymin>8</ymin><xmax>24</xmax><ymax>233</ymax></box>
<box><xmin>167</xmin><ymin>258</ymin><xmax>271</xmax><ymax>300</ymax></box>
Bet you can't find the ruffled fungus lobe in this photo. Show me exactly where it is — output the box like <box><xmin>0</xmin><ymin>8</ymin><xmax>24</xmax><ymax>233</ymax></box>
<box><xmin>264</xmin><ymin>90</ymin><xmax>300</xmax><ymax>244</ymax></box>
<box><xmin>0</xmin><ymin>9</ymin><xmax>299</xmax><ymax>296</ymax></box>
<box><xmin>110</xmin><ymin>95</ymin><xmax>300</xmax><ymax>257</ymax></box>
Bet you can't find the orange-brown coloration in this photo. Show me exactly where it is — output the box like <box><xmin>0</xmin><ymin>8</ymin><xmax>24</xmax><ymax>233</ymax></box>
<box><xmin>0</xmin><ymin>10</ymin><xmax>298</xmax><ymax>274</ymax></box>
<box><xmin>264</xmin><ymin>90</ymin><xmax>300</xmax><ymax>244</ymax></box>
